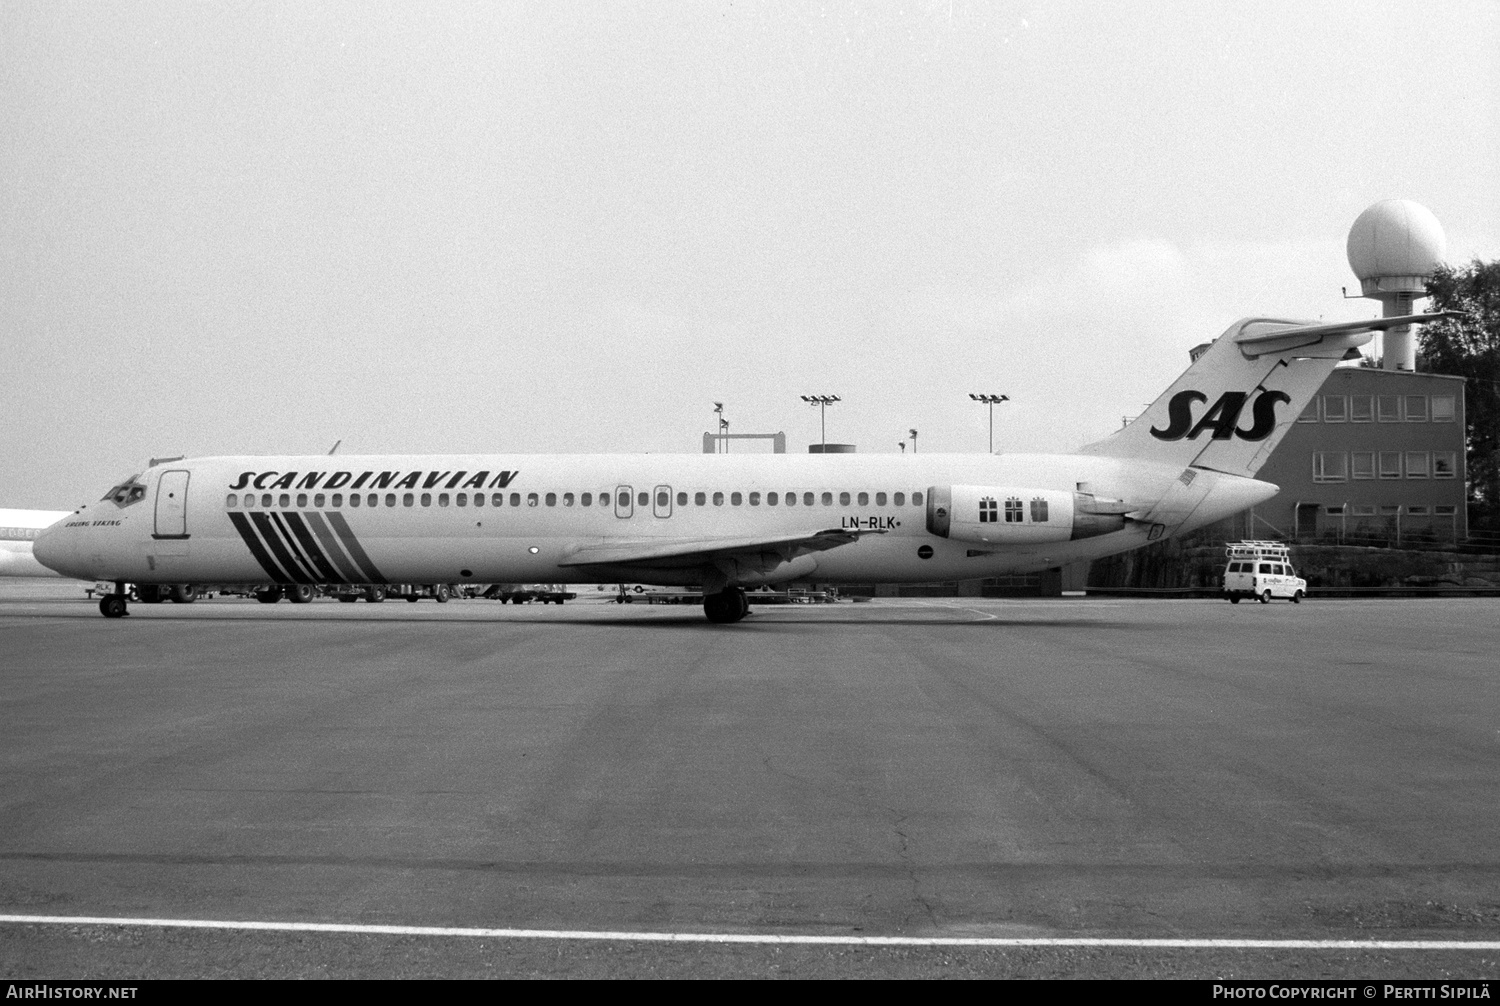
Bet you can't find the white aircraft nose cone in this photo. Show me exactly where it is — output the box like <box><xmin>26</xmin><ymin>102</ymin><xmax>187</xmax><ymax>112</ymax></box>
<box><xmin>33</xmin><ymin>521</ymin><xmax>77</xmax><ymax>576</ymax></box>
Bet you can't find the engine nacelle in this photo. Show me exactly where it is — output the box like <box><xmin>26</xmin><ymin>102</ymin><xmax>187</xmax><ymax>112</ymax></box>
<box><xmin>925</xmin><ymin>485</ymin><xmax>1128</xmax><ymax>544</ymax></box>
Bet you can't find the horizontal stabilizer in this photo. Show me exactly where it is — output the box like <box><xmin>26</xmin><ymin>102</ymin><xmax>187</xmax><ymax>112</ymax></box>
<box><xmin>1233</xmin><ymin>312</ymin><xmax>1463</xmax><ymax>358</ymax></box>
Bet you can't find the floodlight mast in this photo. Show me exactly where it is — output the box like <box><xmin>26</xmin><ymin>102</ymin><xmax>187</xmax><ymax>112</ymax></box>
<box><xmin>713</xmin><ymin>402</ymin><xmax>726</xmax><ymax>453</ymax></box>
<box><xmin>800</xmin><ymin>394</ymin><xmax>840</xmax><ymax>452</ymax></box>
<box><xmin>909</xmin><ymin>428</ymin><xmax>918</xmax><ymax>454</ymax></box>
<box><xmin>968</xmin><ymin>393</ymin><xmax>1010</xmax><ymax>453</ymax></box>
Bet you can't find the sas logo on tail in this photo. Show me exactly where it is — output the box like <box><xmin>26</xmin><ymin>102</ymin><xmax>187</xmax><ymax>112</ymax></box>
<box><xmin>1150</xmin><ymin>390</ymin><xmax>1291</xmax><ymax>442</ymax></box>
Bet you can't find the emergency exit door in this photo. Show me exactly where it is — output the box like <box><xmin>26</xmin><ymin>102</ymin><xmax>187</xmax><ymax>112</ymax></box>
<box><xmin>154</xmin><ymin>470</ymin><xmax>191</xmax><ymax>539</ymax></box>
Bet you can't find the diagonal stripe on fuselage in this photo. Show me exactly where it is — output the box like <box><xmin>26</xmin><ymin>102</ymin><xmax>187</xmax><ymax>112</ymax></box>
<box><xmin>250</xmin><ymin>512</ymin><xmax>315</xmax><ymax>584</ymax></box>
<box><xmin>227</xmin><ymin>512</ymin><xmax>294</xmax><ymax>584</ymax></box>
<box><xmin>303</xmin><ymin>512</ymin><xmax>366</xmax><ymax>583</ymax></box>
<box><xmin>324</xmin><ymin>511</ymin><xmax>388</xmax><ymax>584</ymax></box>
<box><xmin>282</xmin><ymin>512</ymin><xmax>347</xmax><ymax>584</ymax></box>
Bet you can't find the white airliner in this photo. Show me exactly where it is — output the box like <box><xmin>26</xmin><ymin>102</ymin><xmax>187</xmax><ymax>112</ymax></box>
<box><xmin>0</xmin><ymin>508</ymin><xmax>72</xmax><ymax>578</ymax></box>
<box><xmin>35</xmin><ymin>313</ymin><xmax>1446</xmax><ymax>621</ymax></box>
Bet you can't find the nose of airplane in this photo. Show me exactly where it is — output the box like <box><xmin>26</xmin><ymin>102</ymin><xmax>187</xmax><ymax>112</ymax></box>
<box><xmin>33</xmin><ymin>518</ymin><xmax>78</xmax><ymax>577</ymax></box>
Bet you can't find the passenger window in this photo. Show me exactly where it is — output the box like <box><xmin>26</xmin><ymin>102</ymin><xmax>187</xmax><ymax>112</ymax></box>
<box><xmin>695</xmin><ymin>492</ymin><xmax>706</xmax><ymax>505</ymax></box>
<box><xmin>422</xmin><ymin>493</ymin><xmax>432</xmax><ymax>507</ymax></box>
<box><xmin>370</xmin><ymin>494</ymin><xmax>380</xmax><ymax>507</ymax></box>
<box><xmin>748</xmin><ymin>492</ymin><xmax>760</xmax><ymax>506</ymax></box>
<box><xmin>979</xmin><ymin>498</ymin><xmax>997</xmax><ymax>523</ymax></box>
<box><xmin>349</xmin><ymin>495</ymin><xmax>360</xmax><ymax>508</ymax></box>
<box><xmin>458</xmin><ymin>493</ymin><xmax>469</xmax><ymax>507</ymax></box>
<box><xmin>225</xmin><ymin>494</ymin><xmax>237</xmax><ymax>508</ymax></box>
<box><xmin>491</xmin><ymin>493</ymin><xmax>503</xmax><ymax>506</ymax></box>
<box><xmin>528</xmin><ymin>493</ymin><xmax>539</xmax><ymax>507</ymax></box>
<box><xmin>546</xmin><ymin>493</ymin><xmax>557</xmax><ymax>506</ymax></box>
<box><xmin>784</xmin><ymin>492</ymin><xmax>797</xmax><ymax>506</ymax></box>
<box><xmin>563</xmin><ymin>493</ymin><xmax>574</xmax><ymax>506</ymax></box>
<box><xmin>658</xmin><ymin>490</ymin><xmax>670</xmax><ymax>507</ymax></box>
<box><xmin>244</xmin><ymin>494</ymin><xmax>257</xmax><ymax>508</ymax></box>
<box><xmin>912</xmin><ymin>491</ymin><xmax>924</xmax><ymax>506</ymax></box>
<box><xmin>279</xmin><ymin>494</ymin><xmax>291</xmax><ymax>508</ymax></box>
<box><xmin>440</xmin><ymin>493</ymin><xmax>451</xmax><ymax>506</ymax></box>
<box><xmin>821</xmin><ymin>492</ymin><xmax>832</xmax><ymax>505</ymax></box>
<box><xmin>511</xmin><ymin>493</ymin><xmax>521</xmax><ymax>507</ymax></box>
<box><xmin>767</xmin><ymin>492</ymin><xmax>778</xmax><ymax>505</ymax></box>
<box><xmin>731</xmin><ymin>492</ymin><xmax>743</xmax><ymax>506</ymax></box>
<box><xmin>839</xmin><ymin>492</ymin><xmax>851</xmax><ymax>506</ymax></box>
<box><xmin>876</xmin><ymin>492</ymin><xmax>887</xmax><ymax>506</ymax></box>
<box><xmin>314</xmin><ymin>494</ymin><xmax>325</xmax><ymax>507</ymax></box>
<box><xmin>713</xmin><ymin>492</ymin><xmax>724</xmax><ymax>506</ymax></box>
<box><xmin>403</xmin><ymin>493</ymin><xmax>414</xmax><ymax>507</ymax></box>
<box><xmin>637</xmin><ymin>492</ymin><xmax>648</xmax><ymax>507</ymax></box>
<box><xmin>332</xmin><ymin>494</ymin><xmax>343</xmax><ymax>507</ymax></box>
<box><xmin>804</xmin><ymin>492</ymin><xmax>815</xmax><ymax>506</ymax></box>
<box><xmin>581</xmin><ymin>493</ymin><xmax>592</xmax><ymax>507</ymax></box>
<box><xmin>676</xmin><ymin>492</ymin><xmax>687</xmax><ymax>506</ymax></box>
<box><xmin>894</xmin><ymin>492</ymin><xmax>905</xmax><ymax>506</ymax></box>
<box><xmin>857</xmin><ymin>492</ymin><xmax>869</xmax><ymax>506</ymax></box>
<box><xmin>297</xmin><ymin>493</ymin><xmax>308</xmax><ymax>507</ymax></box>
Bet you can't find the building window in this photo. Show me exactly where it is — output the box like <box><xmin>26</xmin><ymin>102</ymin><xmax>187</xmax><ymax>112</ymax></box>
<box><xmin>1030</xmin><ymin>498</ymin><xmax>1049</xmax><ymax>522</ymax></box>
<box><xmin>1351</xmin><ymin>452</ymin><xmax>1375</xmax><ymax>480</ymax></box>
<box><xmin>1350</xmin><ymin>396</ymin><xmax>1373</xmax><ymax>422</ymax></box>
<box><xmin>1405</xmin><ymin>453</ymin><xmax>1429</xmax><ymax>479</ymax></box>
<box><xmin>1434</xmin><ymin>452</ymin><xmax>1457</xmax><ymax>479</ymax></box>
<box><xmin>1351</xmin><ymin>504</ymin><xmax>1376</xmax><ymax>517</ymax></box>
<box><xmin>1379</xmin><ymin>505</ymin><xmax>1400</xmax><ymax>516</ymax></box>
<box><xmin>1405</xmin><ymin>395</ymin><xmax>1428</xmax><ymax>422</ymax></box>
<box><xmin>1325</xmin><ymin>505</ymin><xmax>1345</xmax><ymax>516</ymax></box>
<box><xmin>1432</xmin><ymin>395</ymin><xmax>1456</xmax><ymax>422</ymax></box>
<box><xmin>1379</xmin><ymin>452</ymin><xmax>1402</xmax><ymax>479</ymax></box>
<box><xmin>979</xmin><ymin>498</ymin><xmax>997</xmax><ymax>523</ymax></box>
<box><xmin>1378</xmin><ymin>396</ymin><xmax>1402</xmax><ymax>422</ymax></box>
<box><xmin>1297</xmin><ymin>399</ymin><xmax>1319</xmax><ymax>423</ymax></box>
<box><xmin>1322</xmin><ymin>396</ymin><xmax>1347</xmax><ymax>422</ymax></box>
<box><xmin>1407</xmin><ymin>505</ymin><xmax>1429</xmax><ymax>516</ymax></box>
<box><xmin>1313</xmin><ymin>452</ymin><xmax>1347</xmax><ymax>482</ymax></box>
<box><xmin>1435</xmin><ymin>505</ymin><xmax>1457</xmax><ymax>516</ymax></box>
<box><xmin>1004</xmin><ymin>498</ymin><xmax>1024</xmax><ymax>522</ymax></box>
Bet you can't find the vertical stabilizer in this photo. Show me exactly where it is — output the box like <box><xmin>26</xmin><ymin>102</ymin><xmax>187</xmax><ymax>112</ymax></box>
<box><xmin>1077</xmin><ymin>314</ymin><xmax>1446</xmax><ymax>478</ymax></box>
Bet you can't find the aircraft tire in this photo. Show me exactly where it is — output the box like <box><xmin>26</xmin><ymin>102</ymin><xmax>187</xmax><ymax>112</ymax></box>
<box><xmin>704</xmin><ymin>588</ymin><xmax>748</xmax><ymax>624</ymax></box>
<box><xmin>365</xmin><ymin>586</ymin><xmax>386</xmax><ymax>603</ymax></box>
<box><xmin>406</xmin><ymin>594</ymin><xmax>420</xmax><ymax>602</ymax></box>
<box><xmin>288</xmin><ymin>584</ymin><xmax>315</xmax><ymax>604</ymax></box>
<box><xmin>100</xmin><ymin>595</ymin><xmax>128</xmax><ymax>618</ymax></box>
<box><xmin>138</xmin><ymin>585</ymin><xmax>164</xmax><ymax>603</ymax></box>
<box><xmin>434</xmin><ymin>584</ymin><xmax>450</xmax><ymax>603</ymax></box>
<box><xmin>256</xmin><ymin>587</ymin><xmax>284</xmax><ymax>604</ymax></box>
<box><xmin>170</xmin><ymin>584</ymin><xmax>198</xmax><ymax>603</ymax></box>
<box><xmin>1229</xmin><ymin>595</ymin><xmax>1240</xmax><ymax>604</ymax></box>
<box><xmin>1260</xmin><ymin>590</ymin><xmax>1272</xmax><ymax>604</ymax></box>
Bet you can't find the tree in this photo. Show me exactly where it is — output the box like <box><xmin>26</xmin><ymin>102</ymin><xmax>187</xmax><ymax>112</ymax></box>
<box><xmin>1421</xmin><ymin>259</ymin><xmax>1500</xmax><ymax>533</ymax></box>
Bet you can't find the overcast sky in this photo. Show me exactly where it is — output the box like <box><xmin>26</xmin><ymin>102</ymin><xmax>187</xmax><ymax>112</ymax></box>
<box><xmin>3</xmin><ymin>1</ymin><xmax>1496</xmax><ymax>508</ymax></box>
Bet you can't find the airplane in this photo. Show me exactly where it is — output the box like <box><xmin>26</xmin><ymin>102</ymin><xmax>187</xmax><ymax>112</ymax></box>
<box><xmin>0</xmin><ymin>508</ymin><xmax>73</xmax><ymax>578</ymax></box>
<box><xmin>35</xmin><ymin>312</ymin><xmax>1451</xmax><ymax>622</ymax></box>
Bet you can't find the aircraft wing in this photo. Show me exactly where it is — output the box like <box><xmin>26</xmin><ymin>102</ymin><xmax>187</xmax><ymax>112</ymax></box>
<box><xmin>558</xmin><ymin>527</ymin><xmax>885</xmax><ymax>571</ymax></box>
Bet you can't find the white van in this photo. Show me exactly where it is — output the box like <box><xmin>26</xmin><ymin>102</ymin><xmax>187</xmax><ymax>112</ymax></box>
<box><xmin>1222</xmin><ymin>541</ymin><xmax>1307</xmax><ymax>604</ymax></box>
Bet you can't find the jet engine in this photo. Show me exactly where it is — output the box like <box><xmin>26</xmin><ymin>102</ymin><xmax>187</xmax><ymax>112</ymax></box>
<box><xmin>925</xmin><ymin>485</ymin><xmax>1129</xmax><ymax>544</ymax></box>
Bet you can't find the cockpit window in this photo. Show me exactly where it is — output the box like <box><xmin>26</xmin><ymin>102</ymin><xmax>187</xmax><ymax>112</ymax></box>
<box><xmin>101</xmin><ymin>475</ymin><xmax>147</xmax><ymax>507</ymax></box>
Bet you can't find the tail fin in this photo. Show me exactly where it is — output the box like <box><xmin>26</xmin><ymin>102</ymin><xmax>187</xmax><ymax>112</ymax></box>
<box><xmin>1078</xmin><ymin>313</ymin><xmax>1453</xmax><ymax>478</ymax></box>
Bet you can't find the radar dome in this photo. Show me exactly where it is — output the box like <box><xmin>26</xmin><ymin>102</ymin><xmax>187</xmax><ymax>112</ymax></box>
<box><xmin>1346</xmin><ymin>199</ymin><xmax>1446</xmax><ymax>296</ymax></box>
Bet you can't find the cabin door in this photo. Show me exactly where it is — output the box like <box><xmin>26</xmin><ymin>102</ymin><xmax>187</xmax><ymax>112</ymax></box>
<box><xmin>153</xmin><ymin>470</ymin><xmax>191</xmax><ymax>539</ymax></box>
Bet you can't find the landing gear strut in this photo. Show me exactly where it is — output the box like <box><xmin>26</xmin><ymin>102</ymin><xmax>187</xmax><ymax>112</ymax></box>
<box><xmin>99</xmin><ymin>582</ymin><xmax>128</xmax><ymax>618</ymax></box>
<box><xmin>703</xmin><ymin>587</ymin><xmax>749</xmax><ymax>624</ymax></box>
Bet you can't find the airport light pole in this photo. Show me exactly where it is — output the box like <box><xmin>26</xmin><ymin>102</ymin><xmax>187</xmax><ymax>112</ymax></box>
<box><xmin>801</xmin><ymin>395</ymin><xmax>840</xmax><ymax>452</ymax></box>
<box><xmin>713</xmin><ymin>402</ymin><xmax>725</xmax><ymax>453</ymax></box>
<box><xmin>968</xmin><ymin>393</ymin><xmax>1010</xmax><ymax>453</ymax></box>
<box><xmin>909</xmin><ymin>428</ymin><xmax>918</xmax><ymax>454</ymax></box>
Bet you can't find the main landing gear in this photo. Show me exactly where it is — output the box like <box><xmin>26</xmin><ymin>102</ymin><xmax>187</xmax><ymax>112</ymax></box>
<box><xmin>703</xmin><ymin>587</ymin><xmax>750</xmax><ymax>624</ymax></box>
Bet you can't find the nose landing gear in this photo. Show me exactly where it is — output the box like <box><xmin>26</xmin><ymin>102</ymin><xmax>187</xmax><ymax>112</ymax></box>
<box><xmin>703</xmin><ymin>587</ymin><xmax>750</xmax><ymax>624</ymax></box>
<box><xmin>99</xmin><ymin>582</ymin><xmax>129</xmax><ymax>618</ymax></box>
